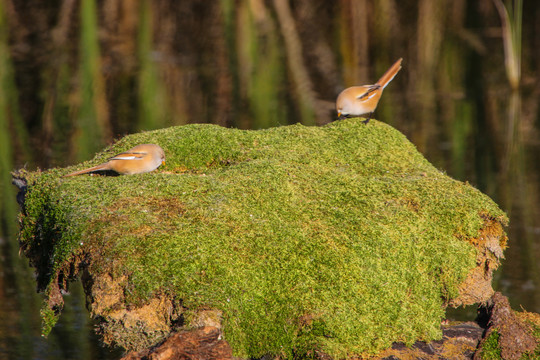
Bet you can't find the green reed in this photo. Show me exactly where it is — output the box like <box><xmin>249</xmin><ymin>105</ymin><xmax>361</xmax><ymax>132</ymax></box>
<box><xmin>234</xmin><ymin>0</ymin><xmax>287</xmax><ymax>129</ymax></box>
<box><xmin>137</xmin><ymin>0</ymin><xmax>170</xmax><ymax>131</ymax></box>
<box><xmin>0</xmin><ymin>1</ymin><xmax>24</xmax><ymax>235</ymax></box>
<box><xmin>78</xmin><ymin>0</ymin><xmax>111</xmax><ymax>161</ymax></box>
<box><xmin>493</xmin><ymin>0</ymin><xmax>522</xmax><ymax>90</ymax></box>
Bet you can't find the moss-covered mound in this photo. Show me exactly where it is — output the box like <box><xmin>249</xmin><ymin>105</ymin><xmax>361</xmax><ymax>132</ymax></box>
<box><xmin>17</xmin><ymin>119</ymin><xmax>507</xmax><ymax>358</ymax></box>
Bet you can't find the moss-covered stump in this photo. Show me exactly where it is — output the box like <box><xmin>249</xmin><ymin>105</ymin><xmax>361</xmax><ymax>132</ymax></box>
<box><xmin>16</xmin><ymin>119</ymin><xmax>508</xmax><ymax>358</ymax></box>
<box><xmin>474</xmin><ymin>292</ymin><xmax>540</xmax><ymax>360</ymax></box>
<box><xmin>122</xmin><ymin>326</ymin><xmax>232</xmax><ymax>360</ymax></box>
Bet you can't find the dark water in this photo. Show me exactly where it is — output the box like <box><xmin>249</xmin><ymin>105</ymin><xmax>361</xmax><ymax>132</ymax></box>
<box><xmin>2</xmin><ymin>0</ymin><xmax>540</xmax><ymax>358</ymax></box>
<box><xmin>0</xmin><ymin>232</ymin><xmax>122</xmax><ymax>360</ymax></box>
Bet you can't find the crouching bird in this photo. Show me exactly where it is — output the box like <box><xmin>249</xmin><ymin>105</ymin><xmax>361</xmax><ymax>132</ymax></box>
<box><xmin>63</xmin><ymin>144</ymin><xmax>165</xmax><ymax>177</ymax></box>
<box><xmin>336</xmin><ymin>58</ymin><xmax>403</xmax><ymax>124</ymax></box>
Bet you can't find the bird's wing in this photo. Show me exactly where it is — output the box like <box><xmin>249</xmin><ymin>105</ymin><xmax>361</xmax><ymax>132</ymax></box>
<box><xmin>356</xmin><ymin>85</ymin><xmax>381</xmax><ymax>101</ymax></box>
<box><xmin>109</xmin><ymin>151</ymin><xmax>147</xmax><ymax>161</ymax></box>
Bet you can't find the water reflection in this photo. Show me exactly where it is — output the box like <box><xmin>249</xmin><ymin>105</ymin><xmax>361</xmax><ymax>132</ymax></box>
<box><xmin>494</xmin><ymin>90</ymin><xmax>540</xmax><ymax>314</ymax></box>
<box><xmin>2</xmin><ymin>0</ymin><xmax>540</xmax><ymax>358</ymax></box>
<box><xmin>0</xmin><ymin>219</ymin><xmax>122</xmax><ymax>359</ymax></box>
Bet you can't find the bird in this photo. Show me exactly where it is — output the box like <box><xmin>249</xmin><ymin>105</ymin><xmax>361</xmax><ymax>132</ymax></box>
<box><xmin>63</xmin><ymin>144</ymin><xmax>165</xmax><ymax>177</ymax></box>
<box><xmin>336</xmin><ymin>58</ymin><xmax>403</xmax><ymax>124</ymax></box>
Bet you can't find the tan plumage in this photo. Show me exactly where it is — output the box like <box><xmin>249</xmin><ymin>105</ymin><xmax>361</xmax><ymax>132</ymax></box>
<box><xmin>336</xmin><ymin>58</ymin><xmax>403</xmax><ymax>124</ymax></box>
<box><xmin>63</xmin><ymin>144</ymin><xmax>165</xmax><ymax>177</ymax></box>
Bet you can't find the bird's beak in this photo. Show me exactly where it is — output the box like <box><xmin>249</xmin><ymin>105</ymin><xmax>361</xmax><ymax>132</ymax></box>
<box><xmin>337</xmin><ymin>110</ymin><xmax>342</xmax><ymax>118</ymax></box>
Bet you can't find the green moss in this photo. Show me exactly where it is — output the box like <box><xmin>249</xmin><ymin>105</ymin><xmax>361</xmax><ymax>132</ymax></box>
<box><xmin>480</xmin><ymin>330</ymin><xmax>502</xmax><ymax>360</ymax></box>
<box><xmin>40</xmin><ymin>301</ymin><xmax>60</xmax><ymax>338</ymax></box>
<box><xmin>18</xmin><ymin>119</ymin><xmax>507</xmax><ymax>357</ymax></box>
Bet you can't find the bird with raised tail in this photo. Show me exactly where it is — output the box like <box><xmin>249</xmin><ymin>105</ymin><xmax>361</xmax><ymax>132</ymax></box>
<box><xmin>63</xmin><ymin>144</ymin><xmax>165</xmax><ymax>177</ymax></box>
<box><xmin>336</xmin><ymin>58</ymin><xmax>403</xmax><ymax>124</ymax></box>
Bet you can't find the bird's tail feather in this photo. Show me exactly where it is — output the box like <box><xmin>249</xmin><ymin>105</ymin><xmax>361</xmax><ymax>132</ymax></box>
<box><xmin>63</xmin><ymin>163</ymin><xmax>111</xmax><ymax>177</ymax></box>
<box><xmin>376</xmin><ymin>58</ymin><xmax>403</xmax><ymax>89</ymax></box>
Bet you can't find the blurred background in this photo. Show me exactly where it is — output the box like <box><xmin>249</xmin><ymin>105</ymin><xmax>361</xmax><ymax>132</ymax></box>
<box><xmin>0</xmin><ymin>0</ymin><xmax>538</xmax><ymax>358</ymax></box>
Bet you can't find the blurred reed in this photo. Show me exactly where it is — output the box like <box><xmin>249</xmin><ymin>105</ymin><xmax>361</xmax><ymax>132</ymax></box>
<box><xmin>273</xmin><ymin>0</ymin><xmax>317</xmax><ymax>125</ymax></box>
<box><xmin>437</xmin><ymin>2</ymin><xmax>473</xmax><ymax>181</ymax></box>
<box><xmin>233</xmin><ymin>0</ymin><xmax>287</xmax><ymax>129</ymax></box>
<box><xmin>77</xmin><ymin>0</ymin><xmax>112</xmax><ymax>161</ymax></box>
<box><xmin>339</xmin><ymin>0</ymin><xmax>370</xmax><ymax>86</ymax></box>
<box><xmin>3</xmin><ymin>0</ymin><xmax>535</xmax><ymax>163</ymax></box>
<box><xmin>0</xmin><ymin>1</ymin><xmax>24</xmax><ymax>235</ymax></box>
<box><xmin>137</xmin><ymin>0</ymin><xmax>170</xmax><ymax>131</ymax></box>
<box><xmin>413</xmin><ymin>0</ymin><xmax>445</xmax><ymax>153</ymax></box>
<box><xmin>493</xmin><ymin>0</ymin><xmax>522</xmax><ymax>90</ymax></box>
